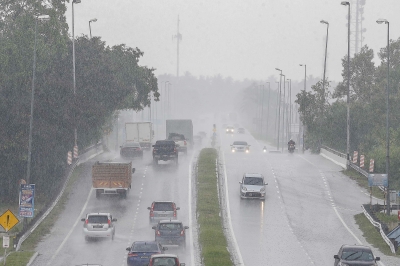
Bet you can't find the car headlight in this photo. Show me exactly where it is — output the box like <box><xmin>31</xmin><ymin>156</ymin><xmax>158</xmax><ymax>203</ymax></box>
<box><xmin>245</xmin><ymin>149</ymin><xmax>249</xmax><ymax>153</ymax></box>
<box><xmin>260</xmin><ymin>187</ymin><xmax>265</xmax><ymax>192</ymax></box>
<box><xmin>338</xmin><ymin>262</ymin><xmax>349</xmax><ymax>266</ymax></box>
<box><xmin>242</xmin><ymin>187</ymin><xmax>247</xmax><ymax>191</ymax></box>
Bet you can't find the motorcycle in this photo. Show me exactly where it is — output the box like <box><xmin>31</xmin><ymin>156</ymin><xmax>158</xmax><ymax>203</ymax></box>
<box><xmin>288</xmin><ymin>144</ymin><xmax>295</xmax><ymax>153</ymax></box>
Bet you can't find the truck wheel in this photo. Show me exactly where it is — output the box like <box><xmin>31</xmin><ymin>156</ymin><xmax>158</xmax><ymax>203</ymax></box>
<box><xmin>120</xmin><ymin>191</ymin><xmax>127</xmax><ymax>199</ymax></box>
<box><xmin>95</xmin><ymin>190</ymin><xmax>101</xmax><ymax>199</ymax></box>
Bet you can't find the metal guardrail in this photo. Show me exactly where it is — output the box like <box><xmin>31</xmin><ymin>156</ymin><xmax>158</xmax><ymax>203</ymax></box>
<box><xmin>321</xmin><ymin>146</ymin><xmax>394</xmax><ymax>253</ymax></box>
<box><xmin>362</xmin><ymin>205</ymin><xmax>396</xmax><ymax>253</ymax></box>
<box><xmin>15</xmin><ymin>143</ymin><xmax>103</xmax><ymax>251</ymax></box>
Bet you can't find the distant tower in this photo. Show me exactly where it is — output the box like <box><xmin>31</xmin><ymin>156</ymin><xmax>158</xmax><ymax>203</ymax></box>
<box><xmin>350</xmin><ymin>0</ymin><xmax>366</xmax><ymax>55</ymax></box>
<box><xmin>173</xmin><ymin>16</ymin><xmax>182</xmax><ymax>78</ymax></box>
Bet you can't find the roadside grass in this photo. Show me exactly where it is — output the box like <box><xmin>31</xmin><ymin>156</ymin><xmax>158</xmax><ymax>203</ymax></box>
<box><xmin>197</xmin><ymin>148</ymin><xmax>232</xmax><ymax>266</ymax></box>
<box><xmin>0</xmin><ymin>165</ymin><xmax>83</xmax><ymax>265</ymax></box>
<box><xmin>355</xmin><ymin>213</ymin><xmax>400</xmax><ymax>256</ymax></box>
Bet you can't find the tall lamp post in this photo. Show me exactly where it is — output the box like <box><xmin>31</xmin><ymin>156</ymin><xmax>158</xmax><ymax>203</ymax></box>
<box><xmin>341</xmin><ymin>1</ymin><xmax>351</xmax><ymax>169</ymax></box>
<box><xmin>287</xmin><ymin>79</ymin><xmax>291</xmax><ymax>140</ymax></box>
<box><xmin>377</xmin><ymin>18</ymin><xmax>390</xmax><ymax>215</ymax></box>
<box><xmin>25</xmin><ymin>14</ymin><xmax>50</xmax><ymax>229</ymax></box>
<box><xmin>265</xmin><ymin>82</ymin><xmax>270</xmax><ymax>139</ymax></box>
<box><xmin>321</xmin><ymin>20</ymin><xmax>329</xmax><ymax>103</ymax></box>
<box><xmin>275</xmin><ymin>68</ymin><xmax>283</xmax><ymax>150</ymax></box>
<box><xmin>89</xmin><ymin>18</ymin><xmax>97</xmax><ymax>38</ymax></box>
<box><xmin>72</xmin><ymin>0</ymin><xmax>81</xmax><ymax>158</ymax></box>
<box><xmin>274</xmin><ymin>81</ymin><xmax>279</xmax><ymax>143</ymax></box>
<box><xmin>299</xmin><ymin>64</ymin><xmax>307</xmax><ymax>153</ymax></box>
<box><xmin>281</xmin><ymin>74</ymin><xmax>286</xmax><ymax>153</ymax></box>
<box><xmin>164</xmin><ymin>81</ymin><xmax>169</xmax><ymax>122</ymax></box>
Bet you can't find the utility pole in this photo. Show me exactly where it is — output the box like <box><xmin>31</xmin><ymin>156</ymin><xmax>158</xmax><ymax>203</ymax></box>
<box><xmin>173</xmin><ymin>16</ymin><xmax>182</xmax><ymax>78</ymax></box>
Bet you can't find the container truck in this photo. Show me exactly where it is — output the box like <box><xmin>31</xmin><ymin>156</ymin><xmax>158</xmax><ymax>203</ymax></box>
<box><xmin>125</xmin><ymin>122</ymin><xmax>153</xmax><ymax>150</ymax></box>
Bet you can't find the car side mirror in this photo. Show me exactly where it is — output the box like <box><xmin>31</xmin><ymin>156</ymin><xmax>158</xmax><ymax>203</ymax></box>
<box><xmin>184</xmin><ymin>226</ymin><xmax>189</xmax><ymax>229</ymax></box>
<box><xmin>239</xmin><ymin>182</ymin><xmax>242</xmax><ymax>184</ymax></box>
<box><xmin>334</xmin><ymin>255</ymin><xmax>339</xmax><ymax>259</ymax></box>
<box><xmin>176</xmin><ymin>207</ymin><xmax>180</xmax><ymax>210</ymax></box>
<box><xmin>81</xmin><ymin>218</ymin><xmax>85</xmax><ymax>222</ymax></box>
<box><xmin>152</xmin><ymin>145</ymin><xmax>155</xmax><ymax>147</ymax></box>
<box><xmin>147</xmin><ymin>207</ymin><xmax>151</xmax><ymax>210</ymax></box>
<box><xmin>132</xmin><ymin>168</ymin><xmax>136</xmax><ymax>174</ymax></box>
<box><xmin>375</xmin><ymin>257</ymin><xmax>380</xmax><ymax>261</ymax></box>
<box><xmin>265</xmin><ymin>183</ymin><xmax>268</xmax><ymax>185</ymax></box>
<box><xmin>112</xmin><ymin>218</ymin><xmax>117</xmax><ymax>222</ymax></box>
<box><xmin>152</xmin><ymin>226</ymin><xmax>156</xmax><ymax>229</ymax></box>
<box><xmin>126</xmin><ymin>247</ymin><xmax>131</xmax><ymax>251</ymax></box>
<box><xmin>120</xmin><ymin>146</ymin><xmax>122</xmax><ymax>148</ymax></box>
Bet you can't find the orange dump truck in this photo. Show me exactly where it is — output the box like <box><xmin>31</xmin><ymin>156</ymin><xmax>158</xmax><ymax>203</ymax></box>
<box><xmin>92</xmin><ymin>161</ymin><xmax>135</xmax><ymax>199</ymax></box>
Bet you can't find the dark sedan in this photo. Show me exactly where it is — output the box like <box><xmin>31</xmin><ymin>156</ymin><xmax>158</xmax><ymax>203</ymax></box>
<box><xmin>126</xmin><ymin>241</ymin><xmax>167</xmax><ymax>266</ymax></box>
<box><xmin>120</xmin><ymin>142</ymin><xmax>143</xmax><ymax>159</ymax></box>
<box><xmin>334</xmin><ymin>244</ymin><xmax>380</xmax><ymax>266</ymax></box>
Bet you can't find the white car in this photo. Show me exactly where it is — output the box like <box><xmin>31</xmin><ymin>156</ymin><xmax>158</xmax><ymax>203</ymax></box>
<box><xmin>81</xmin><ymin>213</ymin><xmax>117</xmax><ymax>241</ymax></box>
<box><xmin>239</xmin><ymin>173</ymin><xmax>268</xmax><ymax>200</ymax></box>
<box><xmin>231</xmin><ymin>141</ymin><xmax>250</xmax><ymax>153</ymax></box>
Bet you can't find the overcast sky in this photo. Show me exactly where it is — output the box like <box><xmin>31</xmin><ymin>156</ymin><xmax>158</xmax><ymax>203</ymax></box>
<box><xmin>65</xmin><ymin>0</ymin><xmax>400</xmax><ymax>83</ymax></box>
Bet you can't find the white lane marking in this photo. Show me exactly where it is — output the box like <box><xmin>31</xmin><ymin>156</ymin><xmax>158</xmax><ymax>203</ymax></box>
<box><xmin>222</xmin><ymin>151</ymin><xmax>245</xmax><ymax>265</ymax></box>
<box><xmin>298</xmin><ymin>157</ymin><xmax>369</xmax><ymax>247</ymax></box>
<box><xmin>46</xmin><ymin>188</ymin><xmax>94</xmax><ymax>265</ymax></box>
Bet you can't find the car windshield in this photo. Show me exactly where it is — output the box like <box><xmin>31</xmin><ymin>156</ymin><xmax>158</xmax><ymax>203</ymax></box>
<box><xmin>87</xmin><ymin>215</ymin><xmax>108</xmax><ymax>224</ymax></box>
<box><xmin>152</xmin><ymin>257</ymin><xmax>177</xmax><ymax>266</ymax></box>
<box><xmin>233</xmin><ymin>141</ymin><xmax>247</xmax><ymax>145</ymax></box>
<box><xmin>153</xmin><ymin>202</ymin><xmax>174</xmax><ymax>211</ymax></box>
<box><xmin>159</xmin><ymin>223</ymin><xmax>182</xmax><ymax>230</ymax></box>
<box><xmin>342</xmin><ymin>250</ymin><xmax>374</xmax><ymax>261</ymax></box>
<box><xmin>243</xmin><ymin>177</ymin><xmax>263</xmax><ymax>185</ymax></box>
<box><xmin>131</xmin><ymin>242</ymin><xmax>158</xmax><ymax>252</ymax></box>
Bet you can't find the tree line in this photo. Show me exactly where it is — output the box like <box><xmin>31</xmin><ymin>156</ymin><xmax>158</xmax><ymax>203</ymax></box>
<box><xmin>296</xmin><ymin>42</ymin><xmax>400</xmax><ymax>189</ymax></box>
<box><xmin>0</xmin><ymin>1</ymin><xmax>158</xmax><ymax>204</ymax></box>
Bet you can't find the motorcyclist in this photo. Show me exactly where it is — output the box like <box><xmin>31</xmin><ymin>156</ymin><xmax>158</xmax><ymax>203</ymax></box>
<box><xmin>288</xmin><ymin>139</ymin><xmax>295</xmax><ymax>150</ymax></box>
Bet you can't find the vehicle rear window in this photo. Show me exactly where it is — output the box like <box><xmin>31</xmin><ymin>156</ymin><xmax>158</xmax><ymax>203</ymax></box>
<box><xmin>155</xmin><ymin>141</ymin><xmax>175</xmax><ymax>146</ymax></box>
<box><xmin>132</xmin><ymin>242</ymin><xmax>158</xmax><ymax>252</ymax></box>
<box><xmin>243</xmin><ymin>177</ymin><xmax>263</xmax><ymax>185</ymax></box>
<box><xmin>87</xmin><ymin>215</ymin><xmax>108</xmax><ymax>223</ymax></box>
<box><xmin>159</xmin><ymin>223</ymin><xmax>182</xmax><ymax>230</ymax></box>
<box><xmin>153</xmin><ymin>202</ymin><xmax>174</xmax><ymax>211</ymax></box>
<box><xmin>233</xmin><ymin>141</ymin><xmax>247</xmax><ymax>145</ymax></box>
<box><xmin>152</xmin><ymin>257</ymin><xmax>177</xmax><ymax>266</ymax></box>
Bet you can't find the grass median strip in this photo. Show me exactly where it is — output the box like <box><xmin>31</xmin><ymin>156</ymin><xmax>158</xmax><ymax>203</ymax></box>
<box><xmin>197</xmin><ymin>148</ymin><xmax>232</xmax><ymax>266</ymax></box>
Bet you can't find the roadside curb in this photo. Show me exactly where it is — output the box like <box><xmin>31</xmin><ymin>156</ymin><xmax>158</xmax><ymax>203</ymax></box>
<box><xmin>26</xmin><ymin>252</ymin><xmax>38</xmax><ymax>266</ymax></box>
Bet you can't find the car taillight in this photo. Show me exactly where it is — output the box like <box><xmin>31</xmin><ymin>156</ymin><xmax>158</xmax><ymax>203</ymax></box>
<box><xmin>108</xmin><ymin>219</ymin><xmax>111</xmax><ymax>225</ymax></box>
<box><xmin>173</xmin><ymin>211</ymin><xmax>177</xmax><ymax>217</ymax></box>
<box><xmin>150</xmin><ymin>211</ymin><xmax>154</xmax><ymax>217</ymax></box>
<box><xmin>128</xmin><ymin>253</ymin><xmax>138</xmax><ymax>257</ymax></box>
<box><xmin>156</xmin><ymin>230</ymin><xmax>161</xmax><ymax>236</ymax></box>
<box><xmin>85</xmin><ymin>219</ymin><xmax>88</xmax><ymax>224</ymax></box>
<box><xmin>180</xmin><ymin>230</ymin><xmax>185</xmax><ymax>236</ymax></box>
<box><xmin>184</xmin><ymin>140</ymin><xmax>187</xmax><ymax>145</ymax></box>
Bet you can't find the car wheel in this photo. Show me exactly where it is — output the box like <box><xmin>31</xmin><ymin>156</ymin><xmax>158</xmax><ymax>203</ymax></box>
<box><xmin>85</xmin><ymin>235</ymin><xmax>90</xmax><ymax>242</ymax></box>
<box><xmin>175</xmin><ymin>158</ymin><xmax>179</xmax><ymax>165</ymax></box>
<box><xmin>153</xmin><ymin>158</ymin><xmax>158</xmax><ymax>165</ymax></box>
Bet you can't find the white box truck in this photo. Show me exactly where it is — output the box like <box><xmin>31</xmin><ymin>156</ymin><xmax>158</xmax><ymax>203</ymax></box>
<box><xmin>125</xmin><ymin>122</ymin><xmax>153</xmax><ymax>150</ymax></box>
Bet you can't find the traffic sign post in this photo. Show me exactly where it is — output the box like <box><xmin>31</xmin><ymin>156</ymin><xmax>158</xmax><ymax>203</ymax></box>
<box><xmin>0</xmin><ymin>210</ymin><xmax>19</xmax><ymax>232</ymax></box>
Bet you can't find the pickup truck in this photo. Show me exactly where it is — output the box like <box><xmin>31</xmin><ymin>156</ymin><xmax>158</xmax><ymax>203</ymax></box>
<box><xmin>167</xmin><ymin>133</ymin><xmax>188</xmax><ymax>154</ymax></box>
<box><xmin>152</xmin><ymin>140</ymin><xmax>178</xmax><ymax>165</ymax></box>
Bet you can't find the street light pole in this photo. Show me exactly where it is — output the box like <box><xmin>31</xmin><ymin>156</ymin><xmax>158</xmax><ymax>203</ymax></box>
<box><xmin>274</xmin><ymin>81</ymin><xmax>279</xmax><ymax>143</ymax></box>
<box><xmin>72</xmin><ymin>0</ymin><xmax>81</xmax><ymax>157</ymax></box>
<box><xmin>321</xmin><ymin>20</ymin><xmax>329</xmax><ymax>104</ymax></box>
<box><xmin>377</xmin><ymin>18</ymin><xmax>390</xmax><ymax>215</ymax></box>
<box><xmin>300</xmin><ymin>64</ymin><xmax>307</xmax><ymax>153</ymax></box>
<box><xmin>265</xmin><ymin>82</ymin><xmax>270</xmax><ymax>139</ymax></box>
<box><xmin>27</xmin><ymin>14</ymin><xmax>50</xmax><ymax>185</ymax></box>
<box><xmin>287</xmin><ymin>79</ymin><xmax>291</xmax><ymax>139</ymax></box>
<box><xmin>89</xmin><ymin>18</ymin><xmax>97</xmax><ymax>39</ymax></box>
<box><xmin>275</xmin><ymin>68</ymin><xmax>283</xmax><ymax>151</ymax></box>
<box><xmin>342</xmin><ymin>1</ymin><xmax>351</xmax><ymax>169</ymax></box>
<box><xmin>281</xmin><ymin>74</ymin><xmax>286</xmax><ymax>153</ymax></box>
